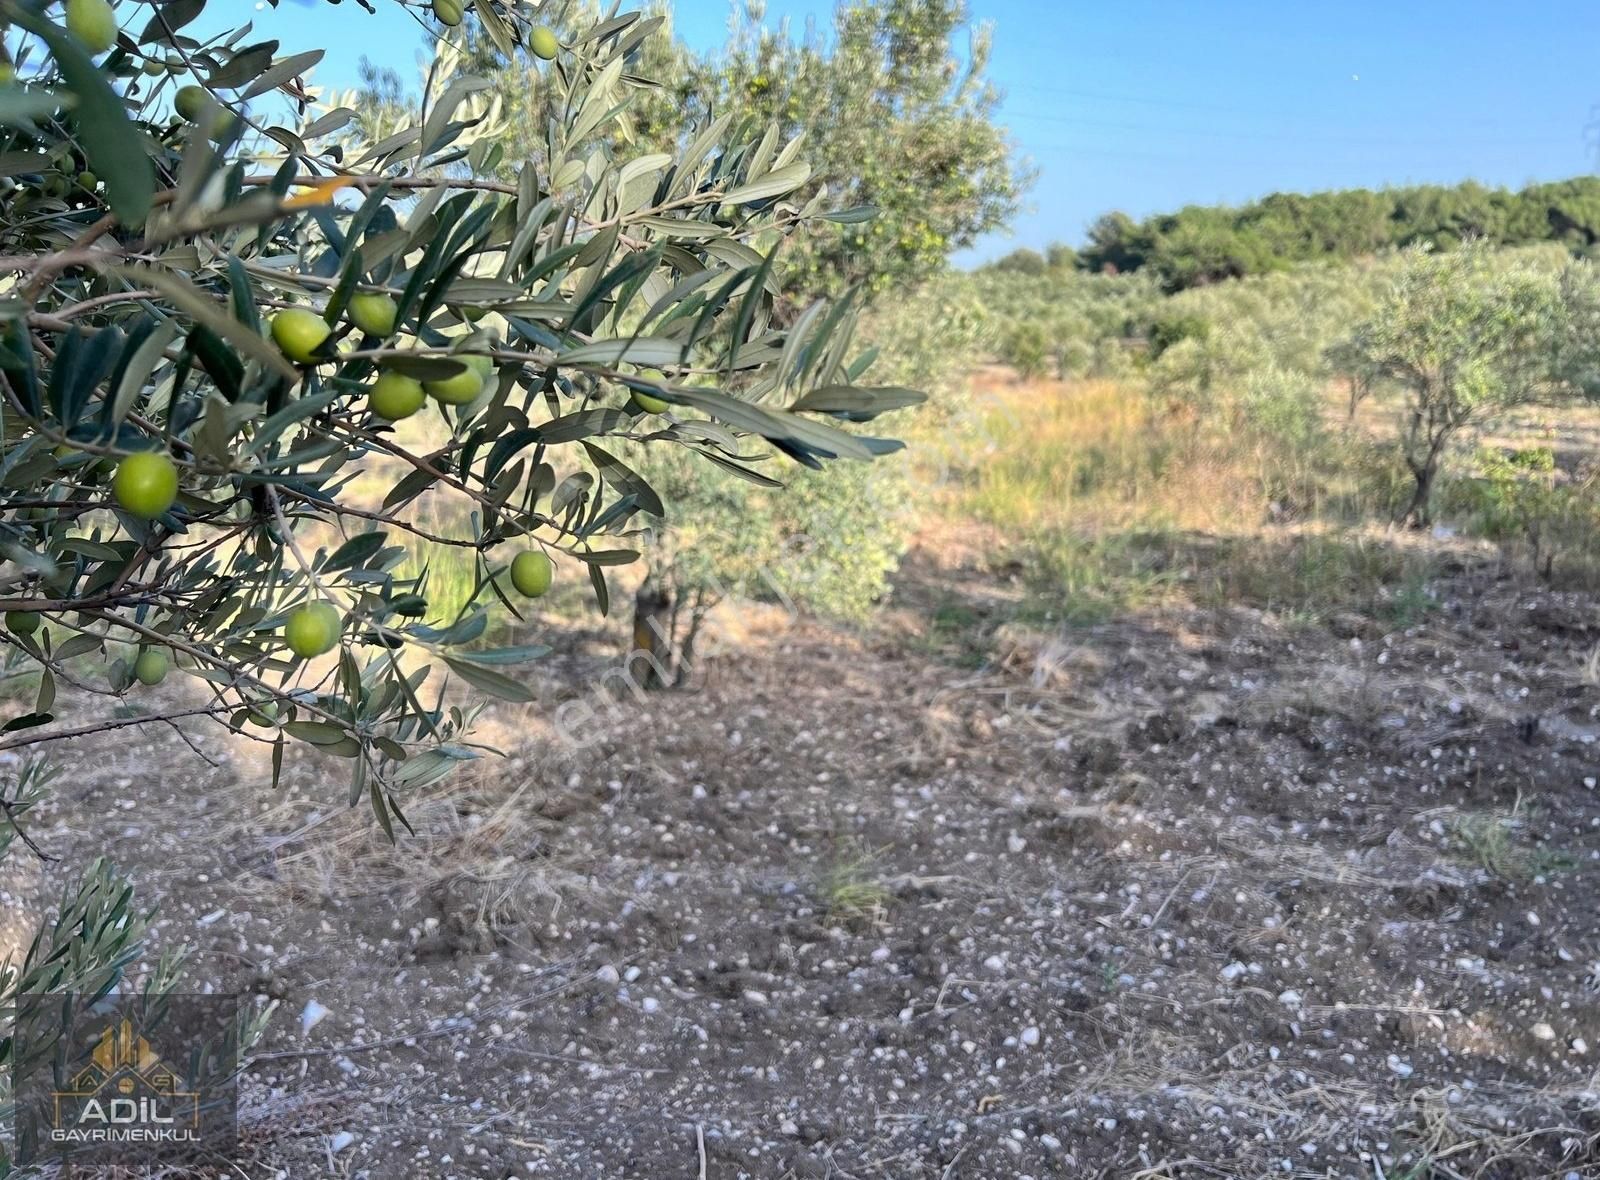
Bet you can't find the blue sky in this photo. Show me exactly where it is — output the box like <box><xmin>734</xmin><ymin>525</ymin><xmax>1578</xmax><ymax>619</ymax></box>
<box><xmin>233</xmin><ymin>1</ymin><xmax>1599</xmax><ymax>263</ymax></box>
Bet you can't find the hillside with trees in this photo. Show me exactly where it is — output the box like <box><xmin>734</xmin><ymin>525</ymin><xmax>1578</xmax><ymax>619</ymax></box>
<box><xmin>992</xmin><ymin>177</ymin><xmax>1600</xmax><ymax>290</ymax></box>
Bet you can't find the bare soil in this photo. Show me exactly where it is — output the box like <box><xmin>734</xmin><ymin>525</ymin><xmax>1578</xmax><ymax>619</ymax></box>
<box><xmin>6</xmin><ymin>535</ymin><xmax>1600</xmax><ymax>1179</ymax></box>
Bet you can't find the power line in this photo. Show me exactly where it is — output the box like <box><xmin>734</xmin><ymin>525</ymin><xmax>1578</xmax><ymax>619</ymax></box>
<box><xmin>999</xmin><ymin>108</ymin><xmax>1582</xmax><ymax>149</ymax></box>
<box><xmin>1002</xmin><ymin>81</ymin><xmax>1259</xmax><ymax>114</ymax></box>
<box><xmin>1015</xmin><ymin>141</ymin><xmax>1588</xmax><ymax>170</ymax></box>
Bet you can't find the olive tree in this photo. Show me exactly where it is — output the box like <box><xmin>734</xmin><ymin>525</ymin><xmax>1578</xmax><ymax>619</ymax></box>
<box><xmin>1333</xmin><ymin>246</ymin><xmax>1585</xmax><ymax>526</ymax></box>
<box><xmin>351</xmin><ymin>1</ymin><xmax>1007</xmax><ymax>678</ymax></box>
<box><xmin>0</xmin><ymin>0</ymin><xmax>914</xmax><ymax>1156</ymax></box>
<box><xmin>375</xmin><ymin>0</ymin><xmax>1026</xmax><ymax>299</ymax></box>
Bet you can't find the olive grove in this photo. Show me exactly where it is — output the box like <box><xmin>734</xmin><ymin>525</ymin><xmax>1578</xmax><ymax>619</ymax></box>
<box><xmin>0</xmin><ymin>0</ymin><xmax>917</xmax><ymax>1157</ymax></box>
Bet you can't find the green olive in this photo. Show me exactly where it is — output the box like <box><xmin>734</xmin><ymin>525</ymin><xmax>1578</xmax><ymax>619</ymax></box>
<box><xmin>174</xmin><ymin>84</ymin><xmax>208</xmax><ymax>124</ymax></box>
<box><xmin>347</xmin><ymin>292</ymin><xmax>399</xmax><ymax>338</ymax></box>
<box><xmin>530</xmin><ymin>26</ymin><xmax>560</xmax><ymax>61</ymax></box>
<box><xmin>65</xmin><ymin>0</ymin><xmax>119</xmax><ymax>56</ymax></box>
<box><xmin>510</xmin><ymin>551</ymin><xmax>553</xmax><ymax>598</ymax></box>
<box><xmin>6</xmin><ymin>611</ymin><xmax>41</xmax><ymax>638</ymax></box>
<box><xmin>133</xmin><ymin>648</ymin><xmax>169</xmax><ymax>687</ymax></box>
<box><xmin>270</xmin><ymin>309</ymin><xmax>333</xmax><ymax>365</ymax></box>
<box><xmin>284</xmin><ymin>602</ymin><xmax>341</xmax><ymax>659</ymax></box>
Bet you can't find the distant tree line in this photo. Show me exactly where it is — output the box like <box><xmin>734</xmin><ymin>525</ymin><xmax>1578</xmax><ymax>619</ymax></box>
<box><xmin>987</xmin><ymin>177</ymin><xmax>1600</xmax><ymax>291</ymax></box>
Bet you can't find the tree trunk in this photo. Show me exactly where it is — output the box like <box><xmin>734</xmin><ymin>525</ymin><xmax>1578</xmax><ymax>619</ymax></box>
<box><xmin>1399</xmin><ymin>461</ymin><xmax>1437</xmax><ymax>528</ymax></box>
<box><xmin>1398</xmin><ymin>418</ymin><xmax>1457</xmax><ymax>529</ymax></box>
<box><xmin>675</xmin><ymin>589</ymin><xmax>714</xmax><ymax>689</ymax></box>
<box><xmin>630</xmin><ymin>577</ymin><xmax>673</xmax><ymax>691</ymax></box>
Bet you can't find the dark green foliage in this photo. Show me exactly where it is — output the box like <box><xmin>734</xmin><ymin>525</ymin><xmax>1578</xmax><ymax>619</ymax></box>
<box><xmin>1146</xmin><ymin>313</ymin><xmax>1210</xmax><ymax>359</ymax></box>
<box><xmin>1078</xmin><ymin>178</ymin><xmax>1600</xmax><ymax>291</ymax></box>
<box><xmin>985</xmin><ymin>243</ymin><xmax>1076</xmax><ymax>277</ymax></box>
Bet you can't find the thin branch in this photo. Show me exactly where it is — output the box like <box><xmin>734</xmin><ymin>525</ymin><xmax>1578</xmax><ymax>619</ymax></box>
<box><xmin>264</xmin><ymin>483</ymin><xmax>332</xmax><ymax>601</ymax></box>
<box><xmin>0</xmin><ymin>703</ymin><xmax>238</xmax><ymax>755</ymax></box>
<box><xmin>0</xmin><ymin>796</ymin><xmax>56</xmax><ymax>862</ymax></box>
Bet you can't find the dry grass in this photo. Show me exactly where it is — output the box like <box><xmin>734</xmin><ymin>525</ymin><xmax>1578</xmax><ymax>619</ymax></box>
<box><xmin>1401</xmin><ymin>1081</ymin><xmax>1595</xmax><ymax>1179</ymax></box>
<box><xmin>937</xmin><ymin>368</ymin><xmax>1600</xmax><ymax>635</ymax></box>
<box><xmin>961</xmin><ymin>379</ymin><xmax>1167</xmax><ymax>529</ymax></box>
<box><xmin>1579</xmin><ymin>642</ymin><xmax>1600</xmax><ymax>687</ymax></box>
<box><xmin>246</xmin><ymin>757</ymin><xmax>582</xmax><ymax>952</ymax></box>
<box><xmin>957</xmin><ymin>377</ymin><xmax>1261</xmax><ymax>535</ymax></box>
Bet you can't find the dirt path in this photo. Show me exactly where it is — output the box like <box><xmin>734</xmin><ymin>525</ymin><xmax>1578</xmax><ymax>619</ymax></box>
<box><xmin>5</xmin><ymin>548</ymin><xmax>1600</xmax><ymax>1179</ymax></box>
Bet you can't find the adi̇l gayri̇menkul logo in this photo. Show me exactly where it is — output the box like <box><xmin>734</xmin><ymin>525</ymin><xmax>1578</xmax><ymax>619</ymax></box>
<box><xmin>12</xmin><ymin>992</ymin><xmax>238</xmax><ymax>1167</ymax></box>
<box><xmin>51</xmin><ymin>1016</ymin><xmax>202</xmax><ymax>1148</ymax></box>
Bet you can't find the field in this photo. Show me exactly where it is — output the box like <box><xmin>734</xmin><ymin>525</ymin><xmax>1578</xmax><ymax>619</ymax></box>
<box><xmin>14</xmin><ymin>4</ymin><xmax>1600</xmax><ymax>1178</ymax></box>
<box><xmin>9</xmin><ymin>320</ymin><xmax>1600</xmax><ymax>1176</ymax></box>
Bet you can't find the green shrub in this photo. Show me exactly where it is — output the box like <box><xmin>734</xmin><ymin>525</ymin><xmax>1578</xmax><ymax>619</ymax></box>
<box><xmin>1002</xmin><ymin>321</ymin><xmax>1051</xmax><ymax>379</ymax></box>
<box><xmin>629</xmin><ymin>440</ymin><xmax>912</xmax><ymax>629</ymax></box>
<box><xmin>1457</xmin><ymin>447</ymin><xmax>1600</xmax><ymax>578</ymax></box>
<box><xmin>1054</xmin><ymin>338</ymin><xmax>1095</xmax><ymax>379</ymax></box>
<box><xmin>1147</xmin><ymin>312</ymin><xmax>1211</xmax><ymax>358</ymax></box>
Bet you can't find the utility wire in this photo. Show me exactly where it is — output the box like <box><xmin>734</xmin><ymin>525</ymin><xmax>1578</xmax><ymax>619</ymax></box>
<box><xmin>998</xmin><ymin>108</ymin><xmax>1582</xmax><ymax>149</ymax></box>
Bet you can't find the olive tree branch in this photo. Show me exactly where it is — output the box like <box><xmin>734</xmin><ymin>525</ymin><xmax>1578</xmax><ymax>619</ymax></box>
<box><xmin>0</xmin><ymin>703</ymin><xmax>244</xmax><ymax>756</ymax></box>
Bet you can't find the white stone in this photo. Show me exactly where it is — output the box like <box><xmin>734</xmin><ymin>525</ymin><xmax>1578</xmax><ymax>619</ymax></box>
<box><xmin>299</xmin><ymin>1000</ymin><xmax>329</xmax><ymax>1036</ymax></box>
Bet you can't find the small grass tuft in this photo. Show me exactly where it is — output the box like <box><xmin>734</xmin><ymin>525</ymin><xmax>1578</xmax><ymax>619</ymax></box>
<box><xmin>818</xmin><ymin>844</ymin><xmax>892</xmax><ymax>929</ymax></box>
<box><xmin>1449</xmin><ymin>804</ymin><xmax>1575</xmax><ymax>881</ymax></box>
